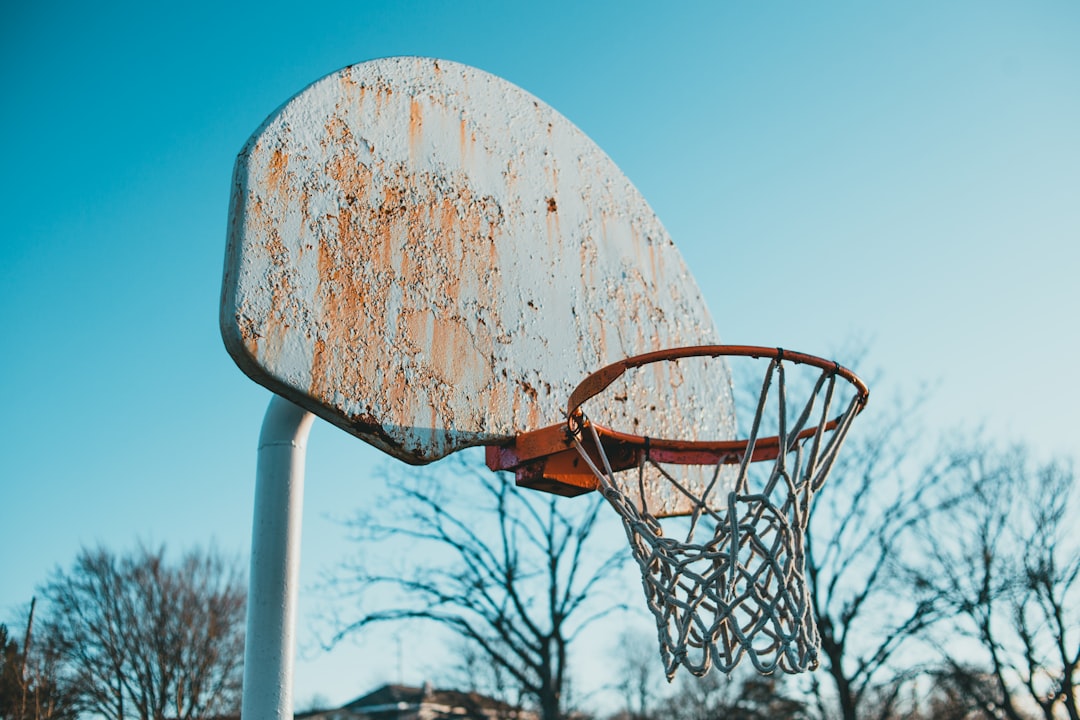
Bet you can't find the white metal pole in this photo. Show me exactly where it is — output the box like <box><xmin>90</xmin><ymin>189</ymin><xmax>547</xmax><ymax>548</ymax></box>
<box><xmin>242</xmin><ymin>395</ymin><xmax>315</xmax><ymax>720</ymax></box>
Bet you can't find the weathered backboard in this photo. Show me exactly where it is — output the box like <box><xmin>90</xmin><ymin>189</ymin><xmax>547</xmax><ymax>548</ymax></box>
<box><xmin>221</xmin><ymin>57</ymin><xmax>735</xmax><ymax>467</ymax></box>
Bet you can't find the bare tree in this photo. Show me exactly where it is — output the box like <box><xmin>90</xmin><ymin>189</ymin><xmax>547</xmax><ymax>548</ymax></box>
<box><xmin>1016</xmin><ymin>458</ymin><xmax>1079</xmax><ymax>720</ymax></box>
<box><xmin>38</xmin><ymin>544</ymin><xmax>245</xmax><ymax>720</ymax></box>
<box><xmin>616</xmin><ymin>354</ymin><xmax>951</xmax><ymax>718</ymax></box>
<box><xmin>801</xmin><ymin>393</ymin><xmax>958</xmax><ymax>720</ymax></box>
<box><xmin>1</xmin><ymin>623</ymin><xmax>28</xmax><ymax>720</ymax></box>
<box><xmin>333</xmin><ymin>451</ymin><xmax>629</xmax><ymax>720</ymax></box>
<box><xmin>442</xmin><ymin>638</ymin><xmax>527</xmax><ymax>719</ymax></box>
<box><xmin>920</xmin><ymin>663</ymin><xmax>1015</xmax><ymax>720</ymax></box>
<box><xmin>907</xmin><ymin>445</ymin><xmax>1079</xmax><ymax>720</ymax></box>
<box><xmin>1</xmin><ymin>607</ymin><xmax>78</xmax><ymax>720</ymax></box>
<box><xmin>608</xmin><ymin>629</ymin><xmax>665</xmax><ymax>720</ymax></box>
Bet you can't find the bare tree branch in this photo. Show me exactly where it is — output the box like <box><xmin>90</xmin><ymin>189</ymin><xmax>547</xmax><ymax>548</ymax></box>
<box><xmin>330</xmin><ymin>450</ymin><xmax>629</xmax><ymax>720</ymax></box>
<box><xmin>802</xmin><ymin>385</ymin><xmax>958</xmax><ymax>720</ymax></box>
<box><xmin>907</xmin><ymin>444</ymin><xmax>1079</xmax><ymax>720</ymax></box>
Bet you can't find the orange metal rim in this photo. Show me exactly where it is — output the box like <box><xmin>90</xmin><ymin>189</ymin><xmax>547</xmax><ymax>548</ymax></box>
<box><xmin>566</xmin><ymin>345</ymin><xmax>870</xmax><ymax>463</ymax></box>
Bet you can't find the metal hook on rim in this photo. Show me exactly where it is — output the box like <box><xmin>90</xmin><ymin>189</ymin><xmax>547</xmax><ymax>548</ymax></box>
<box><xmin>566</xmin><ymin>410</ymin><xmax>586</xmax><ymax>438</ymax></box>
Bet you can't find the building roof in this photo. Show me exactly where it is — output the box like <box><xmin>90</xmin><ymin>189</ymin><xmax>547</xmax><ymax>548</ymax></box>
<box><xmin>302</xmin><ymin>683</ymin><xmax>533</xmax><ymax>720</ymax></box>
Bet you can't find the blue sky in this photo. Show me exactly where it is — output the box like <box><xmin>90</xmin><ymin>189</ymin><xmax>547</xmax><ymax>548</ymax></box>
<box><xmin>3</xmin><ymin>0</ymin><xmax>1079</xmax><ymax>711</ymax></box>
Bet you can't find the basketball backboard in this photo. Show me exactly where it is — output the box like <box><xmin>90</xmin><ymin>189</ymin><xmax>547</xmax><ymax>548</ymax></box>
<box><xmin>221</xmin><ymin>56</ymin><xmax>735</xmax><ymax>468</ymax></box>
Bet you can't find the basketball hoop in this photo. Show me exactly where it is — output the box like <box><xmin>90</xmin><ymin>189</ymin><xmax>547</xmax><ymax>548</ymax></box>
<box><xmin>225</xmin><ymin>56</ymin><xmax>872</xmax><ymax>718</ymax></box>
<box><xmin>487</xmin><ymin>345</ymin><xmax>869</xmax><ymax>678</ymax></box>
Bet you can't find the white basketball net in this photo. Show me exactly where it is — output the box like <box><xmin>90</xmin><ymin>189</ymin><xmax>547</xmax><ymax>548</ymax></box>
<box><xmin>570</xmin><ymin>358</ymin><xmax>863</xmax><ymax>679</ymax></box>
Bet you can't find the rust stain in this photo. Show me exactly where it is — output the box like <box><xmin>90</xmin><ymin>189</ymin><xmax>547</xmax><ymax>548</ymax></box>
<box><xmin>266</xmin><ymin>234</ymin><xmax>289</xmax><ymax>265</ymax></box>
<box><xmin>311</xmin><ymin>117</ymin><xmax>378</xmax><ymax>407</ymax></box>
<box><xmin>267</xmin><ymin>149</ymin><xmax>288</xmax><ymax>194</ymax></box>
<box><xmin>378</xmin><ymin>182</ymin><xmax>399</xmax><ymax>270</ymax></box>
<box><xmin>545</xmin><ymin>195</ymin><xmax>561</xmax><ymax>242</ymax></box>
<box><xmin>236</xmin><ymin>312</ymin><xmax>261</xmax><ymax>357</ymax></box>
<box><xmin>647</xmin><ymin>235</ymin><xmax>659</xmax><ymax>296</ymax></box>
<box><xmin>458</xmin><ymin>115</ymin><xmax>472</xmax><ymax>167</ymax></box>
<box><xmin>346</xmin><ymin>412</ymin><xmax>406</xmax><ymax>454</ymax></box>
<box><xmin>510</xmin><ymin>376</ymin><xmax>522</xmax><ymax>428</ymax></box>
<box><xmin>520</xmin><ymin>381</ymin><xmax>541</xmax><ymax>429</ymax></box>
<box><xmin>248</xmin><ymin>179</ymin><xmax>297</xmax><ymax>370</ymax></box>
<box><xmin>306</xmin><ymin>111</ymin><xmax>506</xmax><ymax>437</ymax></box>
<box><xmin>372</xmin><ymin>81</ymin><xmax>392</xmax><ymax>116</ymax></box>
<box><xmin>336</xmin><ymin>71</ymin><xmax>363</xmax><ymax>115</ymax></box>
<box><xmin>437</xmin><ymin>196</ymin><xmax>461</xmax><ymax>300</ymax></box>
<box><xmin>409</xmin><ymin>98</ymin><xmax>423</xmax><ymax>161</ymax></box>
<box><xmin>340</xmin><ymin>67</ymin><xmax>360</xmax><ymax>90</ymax></box>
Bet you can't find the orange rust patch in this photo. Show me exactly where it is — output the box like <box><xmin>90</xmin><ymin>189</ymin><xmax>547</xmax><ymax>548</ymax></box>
<box><xmin>310</xmin><ymin>119</ymin><xmax>377</xmax><ymax>405</ymax></box>
<box><xmin>265</xmin><ymin>232</ymin><xmax>288</xmax><ymax>264</ymax></box>
<box><xmin>339</xmin><ymin>71</ymin><xmax>361</xmax><ymax>93</ymax></box>
<box><xmin>249</xmin><ymin>176</ymin><xmax>301</xmax><ymax>369</ymax></box>
<box><xmin>372</xmin><ymin>82</ymin><xmax>392</xmax><ymax>116</ymax></box>
<box><xmin>520</xmin><ymin>381</ymin><xmax>542</xmax><ymax>430</ymax></box>
<box><xmin>263</xmin><ymin>248</ymin><xmax>293</xmax><ymax>366</ymax></box>
<box><xmin>306</xmin><ymin>119</ymin><xmax>507</xmax><ymax>435</ymax></box>
<box><xmin>236</xmin><ymin>312</ymin><xmax>261</xmax><ymax>357</ymax></box>
<box><xmin>459</xmin><ymin>116</ymin><xmax>468</xmax><ymax>166</ymax></box>
<box><xmin>267</xmin><ymin>149</ymin><xmax>288</xmax><ymax>194</ymax></box>
<box><xmin>409</xmin><ymin>98</ymin><xmax>423</xmax><ymax>161</ymax></box>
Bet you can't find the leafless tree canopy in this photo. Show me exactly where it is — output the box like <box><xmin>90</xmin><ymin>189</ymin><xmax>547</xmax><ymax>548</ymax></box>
<box><xmin>37</xmin><ymin>545</ymin><xmax>246</xmax><ymax>720</ymax></box>
<box><xmin>610</xmin><ymin>630</ymin><xmax>665</xmax><ymax>720</ymax></box>
<box><xmin>794</xmin><ymin>388</ymin><xmax>962</xmax><ymax>720</ymax></box>
<box><xmin>334</xmin><ymin>452</ymin><xmax>629</xmax><ymax>720</ymax></box>
<box><xmin>906</xmin><ymin>446</ymin><xmax>1079</xmax><ymax>720</ymax></box>
<box><xmin>0</xmin><ymin>604</ymin><xmax>78</xmax><ymax>720</ymax></box>
<box><xmin>724</xmin><ymin>355</ymin><xmax>948</xmax><ymax>719</ymax></box>
<box><xmin>329</xmin><ymin>376</ymin><xmax>1077</xmax><ymax>720</ymax></box>
<box><xmin>607</xmin><ymin>629</ymin><xmax>807</xmax><ymax>720</ymax></box>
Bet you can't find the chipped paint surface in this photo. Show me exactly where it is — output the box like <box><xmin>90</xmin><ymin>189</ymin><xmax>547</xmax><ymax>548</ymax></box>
<box><xmin>221</xmin><ymin>57</ymin><xmax>734</xmax><ymax>465</ymax></box>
